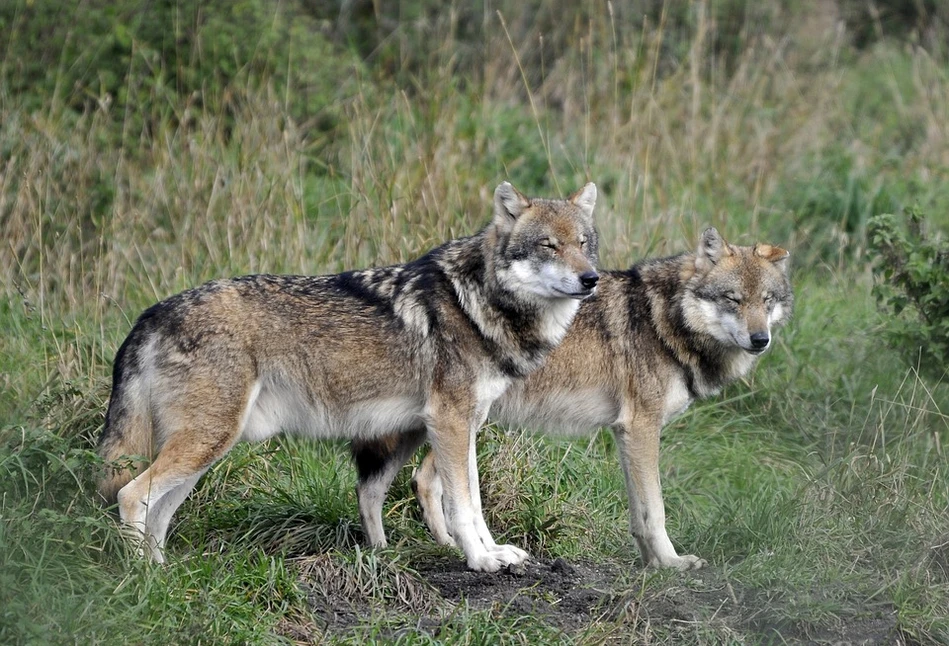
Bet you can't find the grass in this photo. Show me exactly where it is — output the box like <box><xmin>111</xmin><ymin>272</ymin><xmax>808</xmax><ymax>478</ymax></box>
<box><xmin>2</xmin><ymin>0</ymin><xmax>949</xmax><ymax>643</ymax></box>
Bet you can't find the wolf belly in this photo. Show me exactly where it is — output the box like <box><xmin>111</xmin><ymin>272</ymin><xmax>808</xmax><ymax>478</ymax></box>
<box><xmin>240</xmin><ymin>376</ymin><xmax>425</xmax><ymax>442</ymax></box>
<box><xmin>492</xmin><ymin>387</ymin><xmax>620</xmax><ymax>435</ymax></box>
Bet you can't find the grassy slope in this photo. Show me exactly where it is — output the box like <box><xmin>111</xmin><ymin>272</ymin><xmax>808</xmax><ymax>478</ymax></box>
<box><xmin>2</xmin><ymin>1</ymin><xmax>948</xmax><ymax>643</ymax></box>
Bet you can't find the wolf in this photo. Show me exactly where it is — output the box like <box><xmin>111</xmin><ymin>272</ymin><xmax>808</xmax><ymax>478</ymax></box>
<box><xmin>97</xmin><ymin>181</ymin><xmax>600</xmax><ymax>572</ymax></box>
<box><xmin>351</xmin><ymin>227</ymin><xmax>792</xmax><ymax>570</ymax></box>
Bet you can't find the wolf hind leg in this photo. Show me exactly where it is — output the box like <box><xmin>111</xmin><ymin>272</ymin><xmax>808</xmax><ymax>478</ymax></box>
<box><xmin>353</xmin><ymin>427</ymin><xmax>427</xmax><ymax>548</ymax></box>
<box><xmin>412</xmin><ymin>450</ymin><xmax>456</xmax><ymax>547</ymax></box>
<box><xmin>144</xmin><ymin>470</ymin><xmax>206</xmax><ymax>556</ymax></box>
<box><xmin>117</xmin><ymin>465</ymin><xmax>194</xmax><ymax>563</ymax></box>
<box><xmin>116</xmin><ymin>408</ymin><xmax>242</xmax><ymax>563</ymax></box>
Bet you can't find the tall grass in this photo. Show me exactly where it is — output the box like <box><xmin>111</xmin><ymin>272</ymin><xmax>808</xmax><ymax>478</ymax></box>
<box><xmin>1</xmin><ymin>0</ymin><xmax>948</xmax><ymax>643</ymax></box>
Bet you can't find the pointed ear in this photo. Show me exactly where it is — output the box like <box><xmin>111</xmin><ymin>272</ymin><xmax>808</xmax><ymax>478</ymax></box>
<box><xmin>755</xmin><ymin>243</ymin><xmax>791</xmax><ymax>274</ymax></box>
<box><xmin>493</xmin><ymin>182</ymin><xmax>530</xmax><ymax>232</ymax></box>
<box><xmin>568</xmin><ymin>182</ymin><xmax>597</xmax><ymax>221</ymax></box>
<box><xmin>695</xmin><ymin>227</ymin><xmax>730</xmax><ymax>274</ymax></box>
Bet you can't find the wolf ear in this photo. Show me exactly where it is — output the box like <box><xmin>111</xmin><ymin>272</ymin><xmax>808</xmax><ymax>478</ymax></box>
<box><xmin>695</xmin><ymin>227</ymin><xmax>731</xmax><ymax>274</ymax></box>
<box><xmin>493</xmin><ymin>182</ymin><xmax>531</xmax><ymax>232</ymax></box>
<box><xmin>568</xmin><ymin>182</ymin><xmax>597</xmax><ymax>221</ymax></box>
<box><xmin>755</xmin><ymin>243</ymin><xmax>791</xmax><ymax>274</ymax></box>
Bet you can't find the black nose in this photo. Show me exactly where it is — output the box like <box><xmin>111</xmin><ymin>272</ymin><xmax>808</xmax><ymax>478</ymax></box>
<box><xmin>579</xmin><ymin>272</ymin><xmax>599</xmax><ymax>290</ymax></box>
<box><xmin>750</xmin><ymin>332</ymin><xmax>770</xmax><ymax>349</ymax></box>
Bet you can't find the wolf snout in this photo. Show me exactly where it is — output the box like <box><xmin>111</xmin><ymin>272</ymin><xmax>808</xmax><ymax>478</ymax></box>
<box><xmin>749</xmin><ymin>332</ymin><xmax>770</xmax><ymax>351</ymax></box>
<box><xmin>579</xmin><ymin>271</ymin><xmax>599</xmax><ymax>290</ymax></box>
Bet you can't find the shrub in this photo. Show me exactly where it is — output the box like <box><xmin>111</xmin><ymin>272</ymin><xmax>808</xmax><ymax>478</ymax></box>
<box><xmin>837</xmin><ymin>0</ymin><xmax>949</xmax><ymax>49</ymax></box>
<box><xmin>868</xmin><ymin>207</ymin><xmax>949</xmax><ymax>379</ymax></box>
<box><xmin>0</xmin><ymin>0</ymin><xmax>355</xmax><ymax>136</ymax></box>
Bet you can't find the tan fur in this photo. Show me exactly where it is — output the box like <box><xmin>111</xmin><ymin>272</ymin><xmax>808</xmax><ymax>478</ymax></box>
<box><xmin>97</xmin><ymin>424</ymin><xmax>152</xmax><ymax>504</ymax></box>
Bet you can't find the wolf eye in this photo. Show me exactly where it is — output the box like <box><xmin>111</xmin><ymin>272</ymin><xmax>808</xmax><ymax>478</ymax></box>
<box><xmin>722</xmin><ymin>293</ymin><xmax>742</xmax><ymax>305</ymax></box>
<box><xmin>579</xmin><ymin>236</ymin><xmax>588</xmax><ymax>247</ymax></box>
<box><xmin>538</xmin><ymin>239</ymin><xmax>558</xmax><ymax>250</ymax></box>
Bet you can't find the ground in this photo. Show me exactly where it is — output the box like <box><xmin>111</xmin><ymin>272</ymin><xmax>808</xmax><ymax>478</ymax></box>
<box><xmin>287</xmin><ymin>553</ymin><xmax>906</xmax><ymax>644</ymax></box>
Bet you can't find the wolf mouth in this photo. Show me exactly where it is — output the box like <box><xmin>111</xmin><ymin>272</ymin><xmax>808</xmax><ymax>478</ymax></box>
<box><xmin>554</xmin><ymin>287</ymin><xmax>596</xmax><ymax>299</ymax></box>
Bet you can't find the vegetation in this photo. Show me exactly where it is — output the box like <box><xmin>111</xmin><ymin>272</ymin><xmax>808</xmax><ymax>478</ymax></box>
<box><xmin>1</xmin><ymin>0</ymin><xmax>948</xmax><ymax>643</ymax></box>
<box><xmin>869</xmin><ymin>208</ymin><xmax>949</xmax><ymax>379</ymax></box>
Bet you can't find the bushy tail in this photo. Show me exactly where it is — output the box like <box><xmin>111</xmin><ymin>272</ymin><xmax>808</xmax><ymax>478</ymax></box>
<box><xmin>97</xmin><ymin>340</ymin><xmax>155</xmax><ymax>505</ymax></box>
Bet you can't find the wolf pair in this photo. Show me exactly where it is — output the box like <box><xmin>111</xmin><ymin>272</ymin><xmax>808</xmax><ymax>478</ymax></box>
<box><xmin>98</xmin><ymin>181</ymin><xmax>792</xmax><ymax>572</ymax></box>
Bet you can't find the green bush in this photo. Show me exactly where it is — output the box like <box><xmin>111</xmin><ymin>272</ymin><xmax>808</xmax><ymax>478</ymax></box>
<box><xmin>868</xmin><ymin>207</ymin><xmax>949</xmax><ymax>378</ymax></box>
<box><xmin>0</xmin><ymin>0</ymin><xmax>355</xmax><ymax>135</ymax></box>
<box><xmin>837</xmin><ymin>0</ymin><xmax>949</xmax><ymax>49</ymax></box>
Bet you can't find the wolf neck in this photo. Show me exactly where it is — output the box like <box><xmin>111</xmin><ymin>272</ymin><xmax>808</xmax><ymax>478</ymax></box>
<box><xmin>644</xmin><ymin>254</ymin><xmax>757</xmax><ymax>398</ymax></box>
<box><xmin>444</xmin><ymin>229</ymin><xmax>577</xmax><ymax>378</ymax></box>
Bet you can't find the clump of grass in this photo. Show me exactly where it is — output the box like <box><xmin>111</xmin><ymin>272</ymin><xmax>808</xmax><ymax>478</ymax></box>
<box><xmin>297</xmin><ymin>548</ymin><xmax>446</xmax><ymax>618</ymax></box>
<box><xmin>0</xmin><ymin>433</ymin><xmax>307</xmax><ymax>644</ymax></box>
<box><xmin>175</xmin><ymin>440</ymin><xmax>365</xmax><ymax>557</ymax></box>
<box><xmin>473</xmin><ymin>425</ymin><xmax>624</xmax><ymax>558</ymax></box>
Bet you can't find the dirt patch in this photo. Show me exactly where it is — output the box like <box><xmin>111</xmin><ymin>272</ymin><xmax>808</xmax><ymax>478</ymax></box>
<box><xmin>415</xmin><ymin>557</ymin><xmax>620</xmax><ymax>632</ymax></box>
<box><xmin>295</xmin><ymin>554</ymin><xmax>903</xmax><ymax>643</ymax></box>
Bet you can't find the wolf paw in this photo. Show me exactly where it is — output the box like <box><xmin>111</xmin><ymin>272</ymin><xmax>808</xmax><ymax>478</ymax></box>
<box><xmin>490</xmin><ymin>543</ymin><xmax>530</xmax><ymax>564</ymax></box>
<box><xmin>466</xmin><ymin>544</ymin><xmax>530</xmax><ymax>572</ymax></box>
<box><xmin>465</xmin><ymin>552</ymin><xmax>507</xmax><ymax>573</ymax></box>
<box><xmin>131</xmin><ymin>536</ymin><xmax>165</xmax><ymax>563</ymax></box>
<box><xmin>652</xmin><ymin>554</ymin><xmax>706</xmax><ymax>570</ymax></box>
<box><xmin>677</xmin><ymin>554</ymin><xmax>707</xmax><ymax>570</ymax></box>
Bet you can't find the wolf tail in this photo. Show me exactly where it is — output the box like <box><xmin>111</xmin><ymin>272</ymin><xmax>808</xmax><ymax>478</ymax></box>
<box><xmin>96</xmin><ymin>334</ymin><xmax>155</xmax><ymax>505</ymax></box>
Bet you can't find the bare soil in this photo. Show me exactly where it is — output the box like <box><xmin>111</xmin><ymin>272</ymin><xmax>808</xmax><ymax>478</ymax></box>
<box><xmin>294</xmin><ymin>554</ymin><xmax>906</xmax><ymax>644</ymax></box>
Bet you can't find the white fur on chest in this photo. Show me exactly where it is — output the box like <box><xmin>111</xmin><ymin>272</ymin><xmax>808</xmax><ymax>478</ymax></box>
<box><xmin>724</xmin><ymin>351</ymin><xmax>758</xmax><ymax>384</ymax></box>
<box><xmin>540</xmin><ymin>298</ymin><xmax>581</xmax><ymax>345</ymax></box>
<box><xmin>661</xmin><ymin>376</ymin><xmax>694</xmax><ymax>426</ymax></box>
<box><xmin>476</xmin><ymin>375</ymin><xmax>512</xmax><ymax>410</ymax></box>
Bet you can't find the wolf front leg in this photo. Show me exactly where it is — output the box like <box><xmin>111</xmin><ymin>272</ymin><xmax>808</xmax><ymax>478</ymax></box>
<box><xmin>465</xmin><ymin>422</ymin><xmax>530</xmax><ymax>563</ymax></box>
<box><xmin>413</xmin><ymin>441</ymin><xmax>528</xmax><ymax>564</ymax></box>
<box><xmin>614</xmin><ymin>415</ymin><xmax>706</xmax><ymax>570</ymax></box>
<box><xmin>427</xmin><ymin>394</ymin><xmax>527</xmax><ymax>572</ymax></box>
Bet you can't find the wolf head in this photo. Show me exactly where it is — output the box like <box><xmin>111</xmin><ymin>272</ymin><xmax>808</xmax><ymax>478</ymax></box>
<box><xmin>684</xmin><ymin>227</ymin><xmax>792</xmax><ymax>355</ymax></box>
<box><xmin>492</xmin><ymin>182</ymin><xmax>599</xmax><ymax>301</ymax></box>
